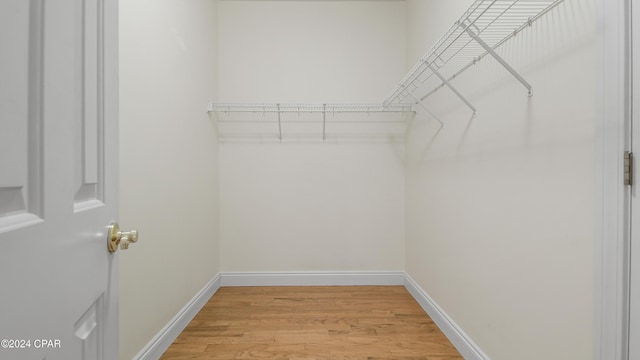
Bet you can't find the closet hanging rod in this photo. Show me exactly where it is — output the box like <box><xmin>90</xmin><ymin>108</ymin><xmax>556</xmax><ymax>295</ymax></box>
<box><xmin>208</xmin><ymin>102</ymin><xmax>415</xmax><ymax>114</ymax></box>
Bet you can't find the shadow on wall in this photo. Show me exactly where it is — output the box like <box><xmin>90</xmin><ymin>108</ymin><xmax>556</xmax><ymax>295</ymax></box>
<box><xmin>406</xmin><ymin>0</ymin><xmax>596</xmax><ymax>165</ymax></box>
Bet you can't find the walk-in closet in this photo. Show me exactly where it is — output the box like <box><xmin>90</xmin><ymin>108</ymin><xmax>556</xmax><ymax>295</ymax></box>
<box><xmin>118</xmin><ymin>0</ymin><xmax>597</xmax><ymax>359</ymax></box>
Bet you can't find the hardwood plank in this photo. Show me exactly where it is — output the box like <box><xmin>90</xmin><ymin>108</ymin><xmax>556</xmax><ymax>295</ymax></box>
<box><xmin>161</xmin><ymin>286</ymin><xmax>463</xmax><ymax>360</ymax></box>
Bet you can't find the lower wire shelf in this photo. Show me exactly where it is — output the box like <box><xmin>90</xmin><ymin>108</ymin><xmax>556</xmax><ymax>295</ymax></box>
<box><xmin>208</xmin><ymin>102</ymin><xmax>416</xmax><ymax>143</ymax></box>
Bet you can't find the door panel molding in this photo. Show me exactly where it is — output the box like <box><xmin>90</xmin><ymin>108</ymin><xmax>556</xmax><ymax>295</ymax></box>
<box><xmin>0</xmin><ymin>0</ymin><xmax>45</xmax><ymax>233</ymax></box>
<box><xmin>27</xmin><ymin>0</ymin><xmax>44</xmax><ymax>218</ymax></box>
<box><xmin>74</xmin><ymin>295</ymin><xmax>104</xmax><ymax>360</ymax></box>
<box><xmin>74</xmin><ymin>0</ymin><xmax>106</xmax><ymax>211</ymax></box>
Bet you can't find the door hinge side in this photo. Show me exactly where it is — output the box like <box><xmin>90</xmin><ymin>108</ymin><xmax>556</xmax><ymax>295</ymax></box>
<box><xmin>625</xmin><ymin>151</ymin><xmax>633</xmax><ymax>186</ymax></box>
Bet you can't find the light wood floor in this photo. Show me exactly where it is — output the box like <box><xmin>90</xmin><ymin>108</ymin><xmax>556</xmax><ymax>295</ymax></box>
<box><xmin>161</xmin><ymin>286</ymin><xmax>463</xmax><ymax>360</ymax></box>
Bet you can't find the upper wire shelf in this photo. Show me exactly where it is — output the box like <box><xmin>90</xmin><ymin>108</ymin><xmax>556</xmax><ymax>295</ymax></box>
<box><xmin>383</xmin><ymin>0</ymin><xmax>564</xmax><ymax>119</ymax></box>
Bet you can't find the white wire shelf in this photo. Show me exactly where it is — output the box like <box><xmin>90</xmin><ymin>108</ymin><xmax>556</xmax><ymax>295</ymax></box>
<box><xmin>208</xmin><ymin>103</ymin><xmax>413</xmax><ymax>143</ymax></box>
<box><xmin>208</xmin><ymin>103</ymin><xmax>414</xmax><ymax>114</ymax></box>
<box><xmin>207</xmin><ymin>0</ymin><xmax>564</xmax><ymax>140</ymax></box>
<box><xmin>383</xmin><ymin>0</ymin><xmax>564</xmax><ymax>120</ymax></box>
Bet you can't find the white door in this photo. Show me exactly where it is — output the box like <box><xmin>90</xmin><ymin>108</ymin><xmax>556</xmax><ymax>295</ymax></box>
<box><xmin>0</xmin><ymin>0</ymin><xmax>121</xmax><ymax>359</ymax></box>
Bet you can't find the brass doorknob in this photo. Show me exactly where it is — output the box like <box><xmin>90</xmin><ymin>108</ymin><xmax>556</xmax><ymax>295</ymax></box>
<box><xmin>107</xmin><ymin>222</ymin><xmax>139</xmax><ymax>253</ymax></box>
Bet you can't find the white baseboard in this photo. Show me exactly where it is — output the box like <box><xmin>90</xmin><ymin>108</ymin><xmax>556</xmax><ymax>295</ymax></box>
<box><xmin>220</xmin><ymin>271</ymin><xmax>406</xmax><ymax>286</ymax></box>
<box><xmin>134</xmin><ymin>271</ymin><xmax>487</xmax><ymax>360</ymax></box>
<box><xmin>403</xmin><ymin>274</ymin><xmax>489</xmax><ymax>360</ymax></box>
<box><xmin>133</xmin><ymin>273</ymin><xmax>221</xmax><ymax>360</ymax></box>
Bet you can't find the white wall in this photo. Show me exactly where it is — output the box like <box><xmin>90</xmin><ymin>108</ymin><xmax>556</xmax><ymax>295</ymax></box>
<box><xmin>220</xmin><ymin>143</ymin><xmax>405</xmax><ymax>272</ymax></box>
<box><xmin>119</xmin><ymin>1</ymin><xmax>219</xmax><ymax>359</ymax></box>
<box><xmin>404</xmin><ymin>1</ymin><xmax>596</xmax><ymax>359</ymax></box>
<box><xmin>217</xmin><ymin>0</ymin><xmax>405</xmax><ymax>103</ymax></box>
<box><xmin>218</xmin><ymin>0</ymin><xmax>406</xmax><ymax>272</ymax></box>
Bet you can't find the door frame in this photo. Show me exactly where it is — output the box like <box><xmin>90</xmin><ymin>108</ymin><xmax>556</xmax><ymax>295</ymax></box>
<box><xmin>596</xmin><ymin>0</ymin><xmax>632</xmax><ymax>359</ymax></box>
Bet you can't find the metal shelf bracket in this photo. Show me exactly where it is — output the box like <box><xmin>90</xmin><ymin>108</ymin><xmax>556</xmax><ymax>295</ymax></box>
<box><xmin>425</xmin><ymin>61</ymin><xmax>477</xmax><ymax>116</ymax></box>
<box><xmin>277</xmin><ymin>103</ymin><xmax>282</xmax><ymax>142</ymax></box>
<box><xmin>458</xmin><ymin>20</ymin><xmax>533</xmax><ymax>97</ymax></box>
<box><xmin>322</xmin><ymin>103</ymin><xmax>326</xmax><ymax>142</ymax></box>
<box><xmin>403</xmin><ymin>86</ymin><xmax>444</xmax><ymax>127</ymax></box>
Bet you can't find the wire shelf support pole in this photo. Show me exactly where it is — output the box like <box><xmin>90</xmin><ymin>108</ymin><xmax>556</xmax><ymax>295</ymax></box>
<box><xmin>322</xmin><ymin>104</ymin><xmax>326</xmax><ymax>142</ymax></box>
<box><xmin>277</xmin><ymin>103</ymin><xmax>282</xmax><ymax>142</ymax></box>
<box><xmin>426</xmin><ymin>61</ymin><xmax>477</xmax><ymax>116</ymax></box>
<box><xmin>458</xmin><ymin>20</ymin><xmax>533</xmax><ymax>96</ymax></box>
<box><xmin>404</xmin><ymin>86</ymin><xmax>444</xmax><ymax>127</ymax></box>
